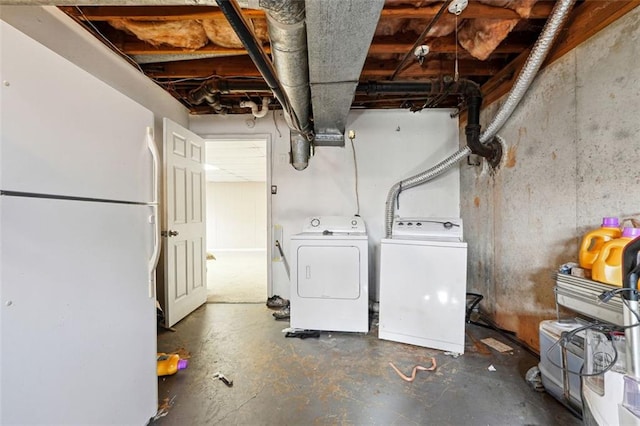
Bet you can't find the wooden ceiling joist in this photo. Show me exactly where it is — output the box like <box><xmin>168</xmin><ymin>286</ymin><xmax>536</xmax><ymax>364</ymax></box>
<box><xmin>369</xmin><ymin>34</ymin><xmax>532</xmax><ymax>55</ymax></box>
<box><xmin>120</xmin><ymin>39</ymin><xmax>270</xmax><ymax>56</ymax></box>
<box><xmin>480</xmin><ymin>0</ymin><xmax>640</xmax><ymax>109</ymax></box>
<box><xmin>379</xmin><ymin>2</ymin><xmax>554</xmax><ymax>19</ymax></box>
<box><xmin>142</xmin><ymin>56</ymin><xmax>261</xmax><ymax>79</ymax></box>
<box><xmin>64</xmin><ymin>2</ymin><xmax>553</xmax><ymax>22</ymax></box>
<box><xmin>60</xmin><ymin>6</ymin><xmax>265</xmax><ymax>21</ymax></box>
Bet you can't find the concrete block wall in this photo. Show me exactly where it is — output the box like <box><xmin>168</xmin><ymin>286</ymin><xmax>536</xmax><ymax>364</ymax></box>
<box><xmin>461</xmin><ymin>6</ymin><xmax>640</xmax><ymax>349</ymax></box>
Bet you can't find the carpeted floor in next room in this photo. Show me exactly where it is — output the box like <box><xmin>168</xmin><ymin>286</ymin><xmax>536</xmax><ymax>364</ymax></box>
<box><xmin>206</xmin><ymin>250</ymin><xmax>267</xmax><ymax>304</ymax></box>
<box><xmin>151</xmin><ymin>303</ymin><xmax>581</xmax><ymax>425</ymax></box>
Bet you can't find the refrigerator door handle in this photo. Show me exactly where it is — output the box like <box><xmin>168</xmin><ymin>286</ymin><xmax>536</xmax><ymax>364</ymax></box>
<box><xmin>147</xmin><ymin>126</ymin><xmax>161</xmax><ymax>299</ymax></box>
<box><xmin>147</xmin><ymin>126</ymin><xmax>160</xmax><ymax>205</ymax></box>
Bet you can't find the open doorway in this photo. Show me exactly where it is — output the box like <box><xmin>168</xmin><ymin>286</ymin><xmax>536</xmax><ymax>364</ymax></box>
<box><xmin>204</xmin><ymin>135</ymin><xmax>271</xmax><ymax>303</ymax></box>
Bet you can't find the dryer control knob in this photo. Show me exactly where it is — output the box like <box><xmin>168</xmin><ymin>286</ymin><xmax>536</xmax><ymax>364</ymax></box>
<box><xmin>311</xmin><ymin>218</ymin><xmax>320</xmax><ymax>227</ymax></box>
<box><xmin>351</xmin><ymin>219</ymin><xmax>358</xmax><ymax>226</ymax></box>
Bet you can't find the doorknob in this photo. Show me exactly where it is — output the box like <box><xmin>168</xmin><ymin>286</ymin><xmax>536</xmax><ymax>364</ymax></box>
<box><xmin>161</xmin><ymin>230</ymin><xmax>179</xmax><ymax>237</ymax></box>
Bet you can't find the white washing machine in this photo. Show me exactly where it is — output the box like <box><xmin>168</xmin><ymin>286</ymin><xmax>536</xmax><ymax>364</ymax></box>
<box><xmin>378</xmin><ymin>217</ymin><xmax>467</xmax><ymax>353</ymax></box>
<box><xmin>290</xmin><ymin>216</ymin><xmax>369</xmax><ymax>333</ymax></box>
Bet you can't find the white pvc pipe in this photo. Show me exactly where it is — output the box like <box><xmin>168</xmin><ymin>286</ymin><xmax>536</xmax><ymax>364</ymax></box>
<box><xmin>240</xmin><ymin>97</ymin><xmax>270</xmax><ymax>118</ymax></box>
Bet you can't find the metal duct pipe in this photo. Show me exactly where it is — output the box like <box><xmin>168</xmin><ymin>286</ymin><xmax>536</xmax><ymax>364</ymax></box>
<box><xmin>290</xmin><ymin>132</ymin><xmax>311</xmax><ymax>171</ymax></box>
<box><xmin>384</xmin><ymin>0</ymin><xmax>576</xmax><ymax>238</ymax></box>
<box><xmin>306</xmin><ymin>0</ymin><xmax>385</xmax><ymax>146</ymax></box>
<box><xmin>479</xmin><ymin>0</ymin><xmax>576</xmax><ymax>143</ymax></box>
<box><xmin>215</xmin><ymin>0</ymin><xmax>308</xmax><ymax>139</ymax></box>
<box><xmin>260</xmin><ymin>0</ymin><xmax>311</xmax><ymax>134</ymax></box>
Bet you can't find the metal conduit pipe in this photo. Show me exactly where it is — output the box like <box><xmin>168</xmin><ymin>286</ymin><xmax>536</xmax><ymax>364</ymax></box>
<box><xmin>384</xmin><ymin>0</ymin><xmax>576</xmax><ymax>238</ymax></box>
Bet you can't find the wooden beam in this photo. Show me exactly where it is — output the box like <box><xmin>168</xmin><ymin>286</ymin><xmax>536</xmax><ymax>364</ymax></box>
<box><xmin>143</xmin><ymin>55</ymin><xmax>503</xmax><ymax>79</ymax></box>
<box><xmin>380</xmin><ymin>2</ymin><xmax>554</xmax><ymax>20</ymax></box>
<box><xmin>65</xmin><ymin>2</ymin><xmax>552</xmax><ymax>22</ymax></box>
<box><xmin>369</xmin><ymin>34</ymin><xmax>532</xmax><ymax>55</ymax></box>
<box><xmin>119</xmin><ymin>38</ymin><xmax>270</xmax><ymax>55</ymax></box>
<box><xmin>481</xmin><ymin>1</ymin><xmax>640</xmax><ymax>109</ymax></box>
<box><xmin>141</xmin><ymin>56</ymin><xmax>260</xmax><ymax>78</ymax></box>
<box><xmin>62</xmin><ymin>5</ymin><xmax>266</xmax><ymax>21</ymax></box>
<box><xmin>362</xmin><ymin>58</ymin><xmax>503</xmax><ymax>79</ymax></box>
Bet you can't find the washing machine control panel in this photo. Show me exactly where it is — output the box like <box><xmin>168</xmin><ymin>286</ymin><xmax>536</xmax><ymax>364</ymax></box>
<box><xmin>303</xmin><ymin>216</ymin><xmax>365</xmax><ymax>234</ymax></box>
<box><xmin>392</xmin><ymin>217</ymin><xmax>463</xmax><ymax>241</ymax></box>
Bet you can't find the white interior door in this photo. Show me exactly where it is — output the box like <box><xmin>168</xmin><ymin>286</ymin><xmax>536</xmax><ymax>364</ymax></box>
<box><xmin>163</xmin><ymin>118</ymin><xmax>207</xmax><ymax>327</ymax></box>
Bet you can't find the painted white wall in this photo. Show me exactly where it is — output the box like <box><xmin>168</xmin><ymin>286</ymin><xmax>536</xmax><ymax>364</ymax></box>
<box><xmin>191</xmin><ymin>109</ymin><xmax>460</xmax><ymax>299</ymax></box>
<box><xmin>460</xmin><ymin>5</ymin><xmax>640</xmax><ymax>348</ymax></box>
<box><xmin>206</xmin><ymin>182</ymin><xmax>267</xmax><ymax>250</ymax></box>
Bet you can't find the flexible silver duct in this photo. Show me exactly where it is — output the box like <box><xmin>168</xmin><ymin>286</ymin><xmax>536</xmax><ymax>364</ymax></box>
<box><xmin>479</xmin><ymin>0</ymin><xmax>576</xmax><ymax>144</ymax></box>
<box><xmin>384</xmin><ymin>0</ymin><xmax>576</xmax><ymax>238</ymax></box>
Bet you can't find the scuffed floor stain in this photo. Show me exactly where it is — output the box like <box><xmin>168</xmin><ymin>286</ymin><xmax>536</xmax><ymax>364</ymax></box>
<box><xmin>153</xmin><ymin>396</ymin><xmax>176</xmax><ymax>421</ymax></box>
<box><xmin>171</xmin><ymin>347</ymin><xmax>191</xmax><ymax>359</ymax></box>
<box><xmin>506</xmin><ymin>145</ymin><xmax>517</xmax><ymax>168</ymax></box>
<box><xmin>474</xmin><ymin>196</ymin><xmax>480</xmax><ymax>208</ymax></box>
<box><xmin>551</xmin><ymin>151</ymin><xmax>557</xmax><ymax>160</ymax></box>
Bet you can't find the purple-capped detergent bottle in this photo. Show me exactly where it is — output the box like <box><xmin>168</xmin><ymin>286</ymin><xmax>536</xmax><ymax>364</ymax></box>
<box><xmin>592</xmin><ymin>227</ymin><xmax>640</xmax><ymax>286</ymax></box>
<box><xmin>578</xmin><ymin>217</ymin><xmax>621</xmax><ymax>269</ymax></box>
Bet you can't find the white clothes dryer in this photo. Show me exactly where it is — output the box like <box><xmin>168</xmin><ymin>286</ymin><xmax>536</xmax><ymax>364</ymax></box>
<box><xmin>290</xmin><ymin>216</ymin><xmax>369</xmax><ymax>333</ymax></box>
<box><xmin>379</xmin><ymin>217</ymin><xmax>467</xmax><ymax>353</ymax></box>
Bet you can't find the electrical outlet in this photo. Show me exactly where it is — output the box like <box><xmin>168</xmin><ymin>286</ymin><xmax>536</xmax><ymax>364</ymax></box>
<box><xmin>271</xmin><ymin>185</ymin><xmax>277</xmax><ymax>194</ymax></box>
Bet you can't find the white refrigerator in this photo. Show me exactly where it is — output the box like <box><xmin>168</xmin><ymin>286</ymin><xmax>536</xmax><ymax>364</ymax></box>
<box><xmin>0</xmin><ymin>21</ymin><xmax>159</xmax><ymax>424</ymax></box>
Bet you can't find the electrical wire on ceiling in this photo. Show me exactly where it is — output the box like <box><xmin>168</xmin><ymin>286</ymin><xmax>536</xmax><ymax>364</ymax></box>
<box><xmin>389</xmin><ymin>0</ymin><xmax>453</xmax><ymax>81</ymax></box>
<box><xmin>348</xmin><ymin>130</ymin><xmax>361</xmax><ymax>217</ymax></box>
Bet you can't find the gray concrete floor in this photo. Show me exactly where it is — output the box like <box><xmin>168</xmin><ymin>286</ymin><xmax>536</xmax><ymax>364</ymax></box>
<box><xmin>152</xmin><ymin>304</ymin><xmax>580</xmax><ymax>425</ymax></box>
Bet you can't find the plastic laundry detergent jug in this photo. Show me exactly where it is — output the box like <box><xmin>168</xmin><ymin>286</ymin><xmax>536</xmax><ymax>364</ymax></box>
<box><xmin>157</xmin><ymin>353</ymin><xmax>188</xmax><ymax>376</ymax></box>
<box><xmin>592</xmin><ymin>227</ymin><xmax>640</xmax><ymax>286</ymax></box>
<box><xmin>579</xmin><ymin>217</ymin><xmax>621</xmax><ymax>269</ymax></box>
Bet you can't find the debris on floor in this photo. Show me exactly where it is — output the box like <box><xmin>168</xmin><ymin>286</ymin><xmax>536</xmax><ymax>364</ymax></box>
<box><xmin>466</xmin><ymin>330</ymin><xmax>492</xmax><ymax>355</ymax></box>
<box><xmin>488</xmin><ymin>364</ymin><xmax>497</xmax><ymax>372</ymax></box>
<box><xmin>153</xmin><ymin>396</ymin><xmax>176</xmax><ymax>421</ymax></box>
<box><xmin>389</xmin><ymin>357</ymin><xmax>437</xmax><ymax>382</ymax></box>
<box><xmin>206</xmin><ymin>252</ymin><xmax>216</xmax><ymax>260</ymax></box>
<box><xmin>525</xmin><ymin>366</ymin><xmax>545</xmax><ymax>392</ymax></box>
<box><xmin>266</xmin><ymin>295</ymin><xmax>289</xmax><ymax>308</ymax></box>
<box><xmin>443</xmin><ymin>351</ymin><xmax>461</xmax><ymax>358</ymax></box>
<box><xmin>171</xmin><ymin>347</ymin><xmax>191</xmax><ymax>360</ymax></box>
<box><xmin>213</xmin><ymin>372</ymin><xmax>233</xmax><ymax>387</ymax></box>
<box><xmin>285</xmin><ymin>329</ymin><xmax>320</xmax><ymax>339</ymax></box>
<box><xmin>272</xmin><ymin>303</ymin><xmax>290</xmax><ymax>320</ymax></box>
<box><xmin>157</xmin><ymin>353</ymin><xmax>189</xmax><ymax>376</ymax></box>
<box><xmin>481</xmin><ymin>337</ymin><xmax>514</xmax><ymax>353</ymax></box>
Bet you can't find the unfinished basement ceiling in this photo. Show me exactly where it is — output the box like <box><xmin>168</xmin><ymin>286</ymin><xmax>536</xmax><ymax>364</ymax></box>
<box><xmin>58</xmin><ymin>1</ymin><xmax>637</xmax><ymax>115</ymax></box>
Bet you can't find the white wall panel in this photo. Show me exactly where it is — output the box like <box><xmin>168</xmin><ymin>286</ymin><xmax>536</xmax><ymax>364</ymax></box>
<box><xmin>192</xmin><ymin>109</ymin><xmax>460</xmax><ymax>298</ymax></box>
<box><xmin>206</xmin><ymin>182</ymin><xmax>267</xmax><ymax>250</ymax></box>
